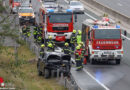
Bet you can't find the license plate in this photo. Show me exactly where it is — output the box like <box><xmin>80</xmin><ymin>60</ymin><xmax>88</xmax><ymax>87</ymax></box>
<box><xmin>104</xmin><ymin>51</ymin><xmax>112</xmax><ymax>55</ymax></box>
<box><xmin>25</xmin><ymin>18</ymin><xmax>29</xmax><ymax>20</ymax></box>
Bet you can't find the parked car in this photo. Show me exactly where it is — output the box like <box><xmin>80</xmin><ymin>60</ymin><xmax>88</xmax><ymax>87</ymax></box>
<box><xmin>69</xmin><ymin>1</ymin><xmax>84</xmax><ymax>14</ymax></box>
<box><xmin>37</xmin><ymin>52</ymin><xmax>71</xmax><ymax>78</ymax></box>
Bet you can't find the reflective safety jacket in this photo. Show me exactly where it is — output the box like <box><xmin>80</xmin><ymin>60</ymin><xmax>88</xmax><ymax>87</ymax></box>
<box><xmin>62</xmin><ymin>46</ymin><xmax>71</xmax><ymax>55</ymax></box>
<box><xmin>75</xmin><ymin>50</ymin><xmax>82</xmax><ymax>61</ymax></box>
<box><xmin>70</xmin><ymin>33</ymin><xmax>76</xmax><ymax>44</ymax></box>
<box><xmin>76</xmin><ymin>34</ymin><xmax>82</xmax><ymax>44</ymax></box>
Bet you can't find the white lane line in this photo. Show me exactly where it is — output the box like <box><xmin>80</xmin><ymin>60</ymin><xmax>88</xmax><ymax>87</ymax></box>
<box><xmin>117</xmin><ymin>3</ymin><xmax>123</xmax><ymax>6</ymax></box>
<box><xmin>71</xmin><ymin>58</ymin><xmax>110</xmax><ymax>90</ymax></box>
<box><xmin>83</xmin><ymin>68</ymin><xmax>110</xmax><ymax>90</ymax></box>
<box><xmin>121</xmin><ymin>34</ymin><xmax>130</xmax><ymax>40</ymax></box>
<box><xmin>64</xmin><ymin>0</ymin><xmax>69</xmax><ymax>3</ymax></box>
<box><xmin>84</xmin><ymin>12</ymin><xmax>97</xmax><ymax>20</ymax></box>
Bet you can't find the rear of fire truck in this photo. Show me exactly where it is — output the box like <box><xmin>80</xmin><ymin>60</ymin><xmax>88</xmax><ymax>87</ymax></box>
<box><xmin>9</xmin><ymin>0</ymin><xmax>21</xmax><ymax>14</ymax></box>
<box><xmin>82</xmin><ymin>19</ymin><xmax>124</xmax><ymax>64</ymax></box>
<box><xmin>39</xmin><ymin>4</ymin><xmax>75</xmax><ymax>42</ymax></box>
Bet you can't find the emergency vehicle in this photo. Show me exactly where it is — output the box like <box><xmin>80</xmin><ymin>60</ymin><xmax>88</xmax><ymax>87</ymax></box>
<box><xmin>9</xmin><ymin>0</ymin><xmax>21</xmax><ymax>14</ymax></box>
<box><xmin>18</xmin><ymin>7</ymin><xmax>36</xmax><ymax>25</ymax></box>
<box><xmin>39</xmin><ymin>5</ymin><xmax>76</xmax><ymax>42</ymax></box>
<box><xmin>0</xmin><ymin>77</ymin><xmax>5</xmax><ymax>87</ymax></box>
<box><xmin>82</xmin><ymin>18</ymin><xmax>124</xmax><ymax>64</ymax></box>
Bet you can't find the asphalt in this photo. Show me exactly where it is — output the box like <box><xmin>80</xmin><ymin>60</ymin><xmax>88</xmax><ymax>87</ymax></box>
<box><xmin>93</xmin><ymin>0</ymin><xmax>130</xmax><ymax>17</ymax></box>
<box><xmin>29</xmin><ymin>0</ymin><xmax>130</xmax><ymax>90</ymax></box>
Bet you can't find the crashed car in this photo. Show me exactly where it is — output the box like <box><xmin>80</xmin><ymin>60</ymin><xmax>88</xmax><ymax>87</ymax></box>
<box><xmin>37</xmin><ymin>52</ymin><xmax>71</xmax><ymax>78</ymax></box>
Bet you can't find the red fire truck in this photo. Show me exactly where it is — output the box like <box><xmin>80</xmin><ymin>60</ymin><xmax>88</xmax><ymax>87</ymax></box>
<box><xmin>82</xmin><ymin>18</ymin><xmax>125</xmax><ymax>64</ymax></box>
<box><xmin>9</xmin><ymin>0</ymin><xmax>21</xmax><ymax>13</ymax></box>
<box><xmin>39</xmin><ymin>5</ymin><xmax>77</xmax><ymax>42</ymax></box>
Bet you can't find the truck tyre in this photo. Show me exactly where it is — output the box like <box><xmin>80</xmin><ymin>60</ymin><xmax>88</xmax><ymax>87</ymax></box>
<box><xmin>44</xmin><ymin>69</ymin><xmax>50</xmax><ymax>79</ymax></box>
<box><xmin>90</xmin><ymin>59</ymin><xmax>95</xmax><ymax>64</ymax></box>
<box><xmin>116</xmin><ymin>59</ymin><xmax>121</xmax><ymax>65</ymax></box>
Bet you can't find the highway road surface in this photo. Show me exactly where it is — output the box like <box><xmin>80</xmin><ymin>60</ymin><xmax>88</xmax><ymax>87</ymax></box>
<box><xmin>93</xmin><ymin>0</ymin><xmax>130</xmax><ymax>17</ymax></box>
<box><xmin>29</xmin><ymin>0</ymin><xmax>130</xmax><ymax>90</ymax></box>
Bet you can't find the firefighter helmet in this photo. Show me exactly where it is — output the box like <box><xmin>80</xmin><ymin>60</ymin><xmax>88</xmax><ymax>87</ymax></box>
<box><xmin>78</xmin><ymin>30</ymin><xmax>82</xmax><ymax>34</ymax></box>
<box><xmin>41</xmin><ymin>44</ymin><xmax>45</xmax><ymax>48</ymax></box>
<box><xmin>48</xmin><ymin>36</ymin><xmax>52</xmax><ymax>39</ymax></box>
<box><xmin>65</xmin><ymin>42</ymin><xmax>69</xmax><ymax>46</ymax></box>
<box><xmin>76</xmin><ymin>46</ymin><xmax>80</xmax><ymax>50</ymax></box>
<box><xmin>73</xmin><ymin>30</ymin><xmax>76</xmax><ymax>33</ymax></box>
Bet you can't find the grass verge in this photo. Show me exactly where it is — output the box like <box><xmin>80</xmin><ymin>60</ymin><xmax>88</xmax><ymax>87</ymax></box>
<box><xmin>0</xmin><ymin>45</ymin><xmax>66</xmax><ymax>90</ymax></box>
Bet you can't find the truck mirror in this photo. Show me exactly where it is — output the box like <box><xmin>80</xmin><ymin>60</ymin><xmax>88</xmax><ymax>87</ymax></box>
<box><xmin>75</xmin><ymin>14</ymin><xmax>77</xmax><ymax>22</ymax></box>
<box><xmin>124</xmin><ymin>30</ymin><xmax>127</xmax><ymax>36</ymax></box>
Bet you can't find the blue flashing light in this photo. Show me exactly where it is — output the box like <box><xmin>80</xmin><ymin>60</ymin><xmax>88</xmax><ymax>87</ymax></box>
<box><xmin>116</xmin><ymin>25</ymin><xmax>120</xmax><ymax>29</ymax></box>
<box><xmin>47</xmin><ymin>9</ymin><xmax>54</xmax><ymax>13</ymax></box>
<box><xmin>66</xmin><ymin>9</ymin><xmax>72</xmax><ymax>12</ymax></box>
<box><xmin>93</xmin><ymin>25</ymin><xmax>98</xmax><ymax>29</ymax></box>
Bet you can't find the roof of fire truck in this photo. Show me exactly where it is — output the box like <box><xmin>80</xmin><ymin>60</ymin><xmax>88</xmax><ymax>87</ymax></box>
<box><xmin>83</xmin><ymin>18</ymin><xmax>121</xmax><ymax>30</ymax></box>
<box><xmin>41</xmin><ymin>4</ymin><xmax>73</xmax><ymax>14</ymax></box>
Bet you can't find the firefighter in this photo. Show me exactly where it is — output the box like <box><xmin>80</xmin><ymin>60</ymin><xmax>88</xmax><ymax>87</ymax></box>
<box><xmin>62</xmin><ymin>42</ymin><xmax>71</xmax><ymax>55</ymax></box>
<box><xmin>70</xmin><ymin>29</ymin><xmax>77</xmax><ymax>51</ymax></box>
<box><xmin>37</xmin><ymin>35</ymin><xmax>42</xmax><ymax>44</ymax></box>
<box><xmin>47</xmin><ymin>36</ymin><xmax>55</xmax><ymax>46</ymax></box>
<box><xmin>39</xmin><ymin>23</ymin><xmax>43</xmax><ymax>33</ymax></box>
<box><xmin>80</xmin><ymin>42</ymin><xmax>85</xmax><ymax>65</ymax></box>
<box><xmin>75</xmin><ymin>46</ymin><xmax>82</xmax><ymax>71</ymax></box>
<box><xmin>40</xmin><ymin>44</ymin><xmax>45</xmax><ymax>58</ymax></box>
<box><xmin>26</xmin><ymin>26</ymin><xmax>31</xmax><ymax>37</ymax></box>
<box><xmin>22</xmin><ymin>25</ymin><xmax>27</xmax><ymax>36</ymax></box>
<box><xmin>47</xmin><ymin>43</ymin><xmax>54</xmax><ymax>52</ymax></box>
<box><xmin>76</xmin><ymin>30</ymin><xmax>82</xmax><ymax>45</ymax></box>
<box><xmin>33</xmin><ymin>24</ymin><xmax>38</xmax><ymax>41</ymax></box>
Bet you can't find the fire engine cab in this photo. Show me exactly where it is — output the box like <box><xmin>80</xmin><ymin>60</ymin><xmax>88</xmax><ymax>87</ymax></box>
<box><xmin>82</xmin><ymin>18</ymin><xmax>124</xmax><ymax>64</ymax></box>
<box><xmin>9</xmin><ymin>0</ymin><xmax>21</xmax><ymax>14</ymax></box>
<box><xmin>39</xmin><ymin>4</ymin><xmax>77</xmax><ymax>42</ymax></box>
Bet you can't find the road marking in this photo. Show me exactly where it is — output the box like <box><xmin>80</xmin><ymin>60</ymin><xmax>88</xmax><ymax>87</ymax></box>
<box><xmin>84</xmin><ymin>12</ymin><xmax>97</xmax><ymax>20</ymax></box>
<box><xmin>64</xmin><ymin>0</ymin><xmax>69</xmax><ymax>3</ymax></box>
<box><xmin>71</xmin><ymin>58</ymin><xmax>110</xmax><ymax>90</ymax></box>
<box><xmin>83</xmin><ymin>68</ymin><xmax>110</xmax><ymax>90</ymax></box>
<box><xmin>117</xmin><ymin>3</ymin><xmax>123</xmax><ymax>6</ymax></box>
<box><xmin>121</xmin><ymin>34</ymin><xmax>130</xmax><ymax>40</ymax></box>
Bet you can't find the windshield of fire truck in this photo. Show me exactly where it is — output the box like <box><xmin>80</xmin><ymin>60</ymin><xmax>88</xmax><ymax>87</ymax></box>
<box><xmin>49</xmin><ymin>14</ymin><xmax>72</xmax><ymax>23</ymax></box>
<box><xmin>94</xmin><ymin>29</ymin><xmax>121</xmax><ymax>39</ymax></box>
<box><xmin>14</xmin><ymin>0</ymin><xmax>21</xmax><ymax>2</ymax></box>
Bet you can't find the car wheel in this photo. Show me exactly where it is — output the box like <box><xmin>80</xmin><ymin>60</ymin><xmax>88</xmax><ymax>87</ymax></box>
<box><xmin>116</xmin><ymin>59</ymin><xmax>121</xmax><ymax>65</ymax></box>
<box><xmin>44</xmin><ymin>69</ymin><xmax>50</xmax><ymax>79</ymax></box>
<box><xmin>38</xmin><ymin>65</ymin><xmax>42</xmax><ymax>76</ymax></box>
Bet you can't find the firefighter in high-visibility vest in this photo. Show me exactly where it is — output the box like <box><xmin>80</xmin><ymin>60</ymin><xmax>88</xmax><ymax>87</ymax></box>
<box><xmin>37</xmin><ymin>35</ymin><xmax>42</xmax><ymax>44</ymax></box>
<box><xmin>76</xmin><ymin>30</ymin><xmax>82</xmax><ymax>45</ymax></box>
<box><xmin>33</xmin><ymin>24</ymin><xmax>38</xmax><ymax>41</ymax></box>
<box><xmin>70</xmin><ymin>30</ymin><xmax>77</xmax><ymax>51</ymax></box>
<box><xmin>39</xmin><ymin>23</ymin><xmax>43</xmax><ymax>34</ymax></box>
<box><xmin>62</xmin><ymin>42</ymin><xmax>72</xmax><ymax>55</ymax></box>
<box><xmin>80</xmin><ymin>42</ymin><xmax>85</xmax><ymax>65</ymax></box>
<box><xmin>47</xmin><ymin>36</ymin><xmax>55</xmax><ymax>46</ymax></box>
<box><xmin>22</xmin><ymin>25</ymin><xmax>27</xmax><ymax>36</ymax></box>
<box><xmin>47</xmin><ymin>43</ymin><xmax>54</xmax><ymax>52</ymax></box>
<box><xmin>75</xmin><ymin>46</ymin><xmax>82</xmax><ymax>71</ymax></box>
<box><xmin>40</xmin><ymin>44</ymin><xmax>45</xmax><ymax>58</ymax></box>
<box><xmin>26</xmin><ymin>26</ymin><xmax>31</xmax><ymax>37</ymax></box>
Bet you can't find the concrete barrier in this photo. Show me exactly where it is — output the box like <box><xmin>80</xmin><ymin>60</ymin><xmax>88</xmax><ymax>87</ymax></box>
<box><xmin>83</xmin><ymin>0</ymin><xmax>130</xmax><ymax>28</ymax></box>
